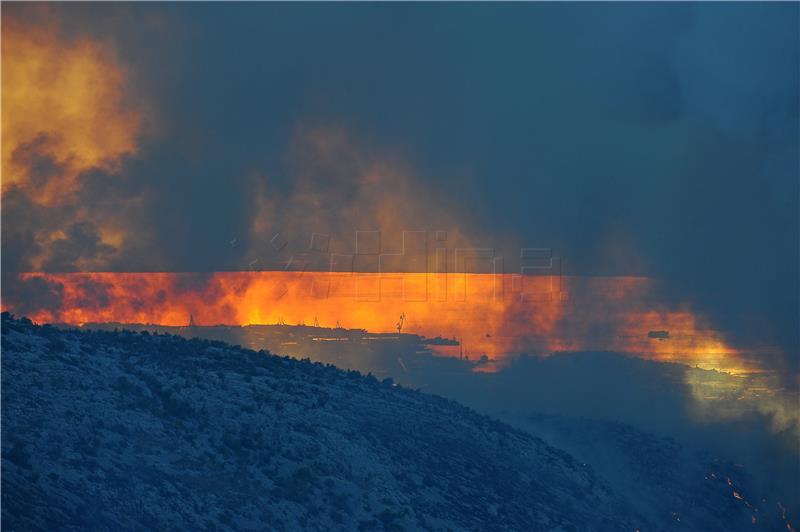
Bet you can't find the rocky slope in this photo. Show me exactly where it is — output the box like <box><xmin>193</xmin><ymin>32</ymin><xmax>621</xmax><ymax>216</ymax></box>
<box><xmin>1</xmin><ymin>314</ymin><xmax>641</xmax><ymax>531</ymax></box>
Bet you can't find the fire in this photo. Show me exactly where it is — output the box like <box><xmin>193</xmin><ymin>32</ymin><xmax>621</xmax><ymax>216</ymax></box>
<box><xmin>4</xmin><ymin>271</ymin><xmax>753</xmax><ymax>373</ymax></box>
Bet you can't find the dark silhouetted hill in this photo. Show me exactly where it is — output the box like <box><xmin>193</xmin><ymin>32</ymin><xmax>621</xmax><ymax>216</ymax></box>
<box><xmin>1</xmin><ymin>314</ymin><xmax>640</xmax><ymax>531</ymax></box>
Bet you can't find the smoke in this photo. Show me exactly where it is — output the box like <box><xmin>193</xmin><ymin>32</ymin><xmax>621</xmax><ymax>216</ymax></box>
<box><xmin>0</xmin><ymin>274</ymin><xmax>64</xmax><ymax>318</ymax></box>
<box><xmin>1</xmin><ymin>6</ymin><xmax>153</xmax><ymax>273</ymax></box>
<box><xmin>1</xmin><ymin>3</ymin><xmax>797</xmax><ymax>376</ymax></box>
<box><xmin>244</xmin><ymin>125</ymin><xmax>485</xmax><ymax>268</ymax></box>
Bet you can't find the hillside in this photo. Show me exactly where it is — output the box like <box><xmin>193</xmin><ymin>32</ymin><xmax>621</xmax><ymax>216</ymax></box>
<box><xmin>1</xmin><ymin>313</ymin><xmax>641</xmax><ymax>531</ymax></box>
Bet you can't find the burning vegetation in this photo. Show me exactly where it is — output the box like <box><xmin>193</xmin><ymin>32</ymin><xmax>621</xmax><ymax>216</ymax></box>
<box><xmin>4</xmin><ymin>270</ymin><xmax>757</xmax><ymax>375</ymax></box>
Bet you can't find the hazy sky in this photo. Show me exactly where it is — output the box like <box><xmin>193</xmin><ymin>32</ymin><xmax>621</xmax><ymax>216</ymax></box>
<box><xmin>2</xmin><ymin>3</ymin><xmax>798</xmax><ymax>370</ymax></box>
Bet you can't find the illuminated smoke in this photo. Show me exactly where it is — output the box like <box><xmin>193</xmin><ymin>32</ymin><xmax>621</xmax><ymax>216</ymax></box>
<box><xmin>2</xmin><ymin>13</ymin><xmax>143</xmax><ymax>204</ymax></box>
<box><xmin>1</xmin><ymin>10</ymin><xmax>147</xmax><ymax>271</ymax></box>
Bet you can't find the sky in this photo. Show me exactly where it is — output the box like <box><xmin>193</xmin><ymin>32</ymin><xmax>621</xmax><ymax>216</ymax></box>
<box><xmin>2</xmin><ymin>3</ymin><xmax>798</xmax><ymax>375</ymax></box>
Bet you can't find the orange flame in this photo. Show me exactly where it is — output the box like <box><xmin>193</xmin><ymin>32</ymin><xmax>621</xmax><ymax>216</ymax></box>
<box><xmin>5</xmin><ymin>271</ymin><xmax>754</xmax><ymax>373</ymax></box>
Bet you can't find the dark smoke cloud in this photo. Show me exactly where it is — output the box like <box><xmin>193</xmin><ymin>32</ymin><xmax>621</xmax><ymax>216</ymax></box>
<box><xmin>1</xmin><ymin>275</ymin><xmax>64</xmax><ymax>318</ymax></box>
<box><xmin>2</xmin><ymin>3</ymin><xmax>797</xmax><ymax>372</ymax></box>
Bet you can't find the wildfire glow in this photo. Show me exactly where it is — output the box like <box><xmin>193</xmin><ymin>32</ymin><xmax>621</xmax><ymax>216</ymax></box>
<box><xmin>5</xmin><ymin>271</ymin><xmax>755</xmax><ymax>374</ymax></box>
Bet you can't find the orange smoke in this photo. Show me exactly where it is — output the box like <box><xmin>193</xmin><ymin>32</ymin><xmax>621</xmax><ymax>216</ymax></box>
<box><xmin>6</xmin><ymin>271</ymin><xmax>753</xmax><ymax>374</ymax></box>
<box><xmin>1</xmin><ymin>12</ymin><xmax>143</xmax><ymax>204</ymax></box>
<box><xmin>246</xmin><ymin>126</ymin><xmax>482</xmax><ymax>267</ymax></box>
<box><xmin>613</xmin><ymin>310</ymin><xmax>740</xmax><ymax>368</ymax></box>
